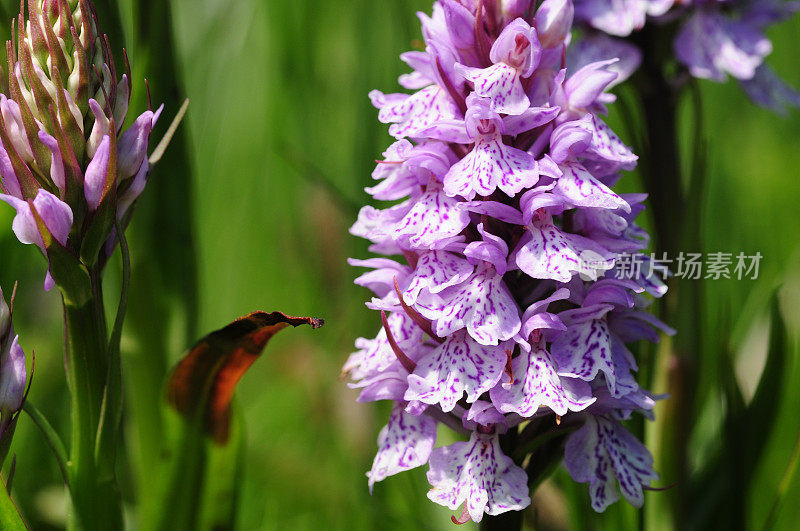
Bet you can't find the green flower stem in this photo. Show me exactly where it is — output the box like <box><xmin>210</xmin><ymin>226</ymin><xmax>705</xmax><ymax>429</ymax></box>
<box><xmin>63</xmin><ymin>274</ymin><xmax>123</xmax><ymax>531</ymax></box>
<box><xmin>632</xmin><ymin>22</ymin><xmax>706</xmax><ymax>531</ymax></box>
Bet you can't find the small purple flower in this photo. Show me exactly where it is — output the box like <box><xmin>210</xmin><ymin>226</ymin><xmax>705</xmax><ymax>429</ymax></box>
<box><xmin>427</xmin><ymin>432</ymin><xmax>530</xmax><ymax>522</ymax></box>
<box><xmin>367</xmin><ymin>403</ymin><xmax>437</xmax><ymax>492</ymax></box>
<box><xmin>405</xmin><ymin>330</ymin><xmax>509</xmax><ymax>411</ymax></box>
<box><xmin>0</xmin><ymin>190</ymin><xmax>73</xmax><ymax>290</ymax></box>
<box><xmin>442</xmin><ymin>97</ymin><xmax>541</xmax><ymax>199</ymax></box>
<box><xmin>456</xmin><ymin>19</ymin><xmax>541</xmax><ymax>115</ymax></box>
<box><xmin>564</xmin><ymin>414</ymin><xmax>658</xmax><ymax>511</ymax></box>
<box><xmin>674</xmin><ymin>9</ymin><xmax>771</xmax><ymax>82</ymax></box>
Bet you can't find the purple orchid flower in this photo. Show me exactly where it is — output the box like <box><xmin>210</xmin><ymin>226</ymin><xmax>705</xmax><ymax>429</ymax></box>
<box><xmin>573</xmin><ymin>0</ymin><xmax>800</xmax><ymax>112</ymax></box>
<box><xmin>345</xmin><ymin>0</ymin><xmax>671</xmax><ymax>522</ymax></box>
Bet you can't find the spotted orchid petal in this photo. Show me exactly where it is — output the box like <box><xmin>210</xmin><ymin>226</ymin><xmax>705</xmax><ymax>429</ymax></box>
<box><xmin>564</xmin><ymin>415</ymin><xmax>658</xmax><ymax>512</ymax></box>
<box><xmin>427</xmin><ymin>432</ymin><xmax>531</xmax><ymax>522</ymax></box>
<box><xmin>344</xmin><ymin>312</ymin><xmax>424</xmax><ymax>381</ymax></box>
<box><xmin>350</xmin><ymin>200</ymin><xmax>413</xmax><ymax>254</ymax></box>
<box><xmin>443</xmin><ymin>133</ymin><xmax>538</xmax><ymax>200</ymax></box>
<box><xmin>403</xmin><ymin>250</ymin><xmax>474</xmax><ymax>305</ymax></box>
<box><xmin>419</xmin><ymin>262</ymin><xmax>521</xmax><ymax>346</ymax></box>
<box><xmin>457</xmin><ymin>63</ymin><xmax>529</xmax><ymax>116</ymax></box>
<box><xmin>370</xmin><ymin>86</ymin><xmax>460</xmax><ymax>140</ymax></box>
<box><xmin>395</xmin><ymin>180</ymin><xmax>471</xmax><ymax>249</ymax></box>
<box><xmin>405</xmin><ymin>330</ymin><xmax>509</xmax><ymax>411</ymax></box>
<box><xmin>513</xmin><ymin>221</ymin><xmax>615</xmax><ymax>283</ymax></box>
<box><xmin>554</xmin><ymin>161</ymin><xmax>630</xmax><ymax>212</ymax></box>
<box><xmin>582</xmin><ymin>115</ymin><xmax>638</xmax><ymax>171</ymax></box>
<box><xmin>551</xmin><ymin>312</ymin><xmax>638</xmax><ymax>397</ymax></box>
<box><xmin>491</xmin><ymin>345</ymin><xmax>596</xmax><ymax>416</ymax></box>
<box><xmin>368</xmin><ymin>403</ymin><xmax>438</xmax><ymax>492</ymax></box>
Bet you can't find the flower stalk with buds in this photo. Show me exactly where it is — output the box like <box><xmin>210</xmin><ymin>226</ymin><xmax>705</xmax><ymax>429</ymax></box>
<box><xmin>0</xmin><ymin>1</ymin><xmax>179</xmax><ymax>528</ymax></box>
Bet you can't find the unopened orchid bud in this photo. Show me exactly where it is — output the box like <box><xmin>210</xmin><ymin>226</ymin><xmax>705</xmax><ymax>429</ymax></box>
<box><xmin>117</xmin><ymin>110</ymin><xmax>157</xmax><ymax>181</ymax></box>
<box><xmin>500</xmin><ymin>0</ymin><xmax>533</xmax><ymax>23</ymax></box>
<box><xmin>0</xmin><ymin>288</ymin><xmax>9</xmax><ymax>340</ymax></box>
<box><xmin>87</xmin><ymin>99</ymin><xmax>111</xmax><ymax>159</ymax></box>
<box><xmin>0</xmin><ymin>96</ymin><xmax>34</xmax><ymax>163</ymax></box>
<box><xmin>0</xmin><ymin>149</ymin><xmax>22</xmax><ymax>199</ymax></box>
<box><xmin>0</xmin><ymin>285</ymin><xmax>26</xmax><ymax>420</ymax></box>
<box><xmin>536</xmin><ymin>0</ymin><xmax>574</xmax><ymax>48</ymax></box>
<box><xmin>37</xmin><ymin>131</ymin><xmax>67</xmax><ymax>192</ymax></box>
<box><xmin>84</xmin><ymin>135</ymin><xmax>111</xmax><ymax>210</ymax></box>
<box><xmin>0</xmin><ymin>336</ymin><xmax>26</xmax><ymax>417</ymax></box>
<box><xmin>441</xmin><ymin>0</ymin><xmax>476</xmax><ymax>49</ymax></box>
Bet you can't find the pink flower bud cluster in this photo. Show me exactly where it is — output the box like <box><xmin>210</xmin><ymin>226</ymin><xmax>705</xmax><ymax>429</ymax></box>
<box><xmin>0</xmin><ymin>1</ymin><xmax>163</xmax><ymax>289</ymax></box>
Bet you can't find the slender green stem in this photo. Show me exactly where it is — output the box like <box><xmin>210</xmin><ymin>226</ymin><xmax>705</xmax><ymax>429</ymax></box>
<box><xmin>63</xmin><ymin>280</ymin><xmax>123</xmax><ymax>531</ymax></box>
<box><xmin>630</xmin><ymin>21</ymin><xmax>704</xmax><ymax>530</ymax></box>
<box><xmin>95</xmin><ymin>222</ymin><xmax>131</xmax><ymax>477</ymax></box>
<box><xmin>109</xmin><ymin>221</ymin><xmax>131</xmax><ymax>355</ymax></box>
<box><xmin>22</xmin><ymin>401</ymin><xmax>69</xmax><ymax>487</ymax></box>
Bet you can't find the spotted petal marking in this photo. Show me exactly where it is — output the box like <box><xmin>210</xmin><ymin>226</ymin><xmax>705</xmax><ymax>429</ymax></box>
<box><xmin>582</xmin><ymin>115</ymin><xmax>638</xmax><ymax>171</ymax></box>
<box><xmin>395</xmin><ymin>181</ymin><xmax>471</xmax><ymax>249</ymax></box>
<box><xmin>443</xmin><ymin>136</ymin><xmax>538</xmax><ymax>200</ymax></box>
<box><xmin>350</xmin><ymin>200</ymin><xmax>413</xmax><ymax>254</ymax></box>
<box><xmin>405</xmin><ymin>330</ymin><xmax>508</xmax><ymax>412</ymax></box>
<box><xmin>551</xmin><ymin>318</ymin><xmax>619</xmax><ymax>389</ymax></box>
<box><xmin>490</xmin><ymin>346</ymin><xmax>596</xmax><ymax>417</ymax></box>
<box><xmin>514</xmin><ymin>222</ymin><xmax>614</xmax><ymax>283</ymax></box>
<box><xmin>458</xmin><ymin>63</ymin><xmax>530</xmax><ymax>115</ymax></box>
<box><xmin>344</xmin><ymin>312</ymin><xmax>424</xmax><ymax>381</ymax></box>
<box><xmin>554</xmin><ymin>161</ymin><xmax>630</xmax><ymax>212</ymax></box>
<box><xmin>371</xmin><ymin>86</ymin><xmax>459</xmax><ymax>140</ymax></box>
<box><xmin>403</xmin><ymin>250</ymin><xmax>474</xmax><ymax>305</ymax></box>
<box><xmin>426</xmin><ymin>432</ymin><xmax>531</xmax><ymax>522</ymax></box>
<box><xmin>367</xmin><ymin>403</ymin><xmax>437</xmax><ymax>492</ymax></box>
<box><xmin>420</xmin><ymin>263</ymin><xmax>521</xmax><ymax>346</ymax></box>
<box><xmin>564</xmin><ymin>415</ymin><xmax>658</xmax><ymax>512</ymax></box>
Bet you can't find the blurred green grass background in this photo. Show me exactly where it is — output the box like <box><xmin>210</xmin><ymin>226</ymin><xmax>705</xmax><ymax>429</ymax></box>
<box><xmin>0</xmin><ymin>0</ymin><xmax>799</xmax><ymax>529</ymax></box>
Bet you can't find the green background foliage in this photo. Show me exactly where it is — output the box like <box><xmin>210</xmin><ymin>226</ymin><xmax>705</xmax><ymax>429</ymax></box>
<box><xmin>0</xmin><ymin>0</ymin><xmax>798</xmax><ymax>529</ymax></box>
